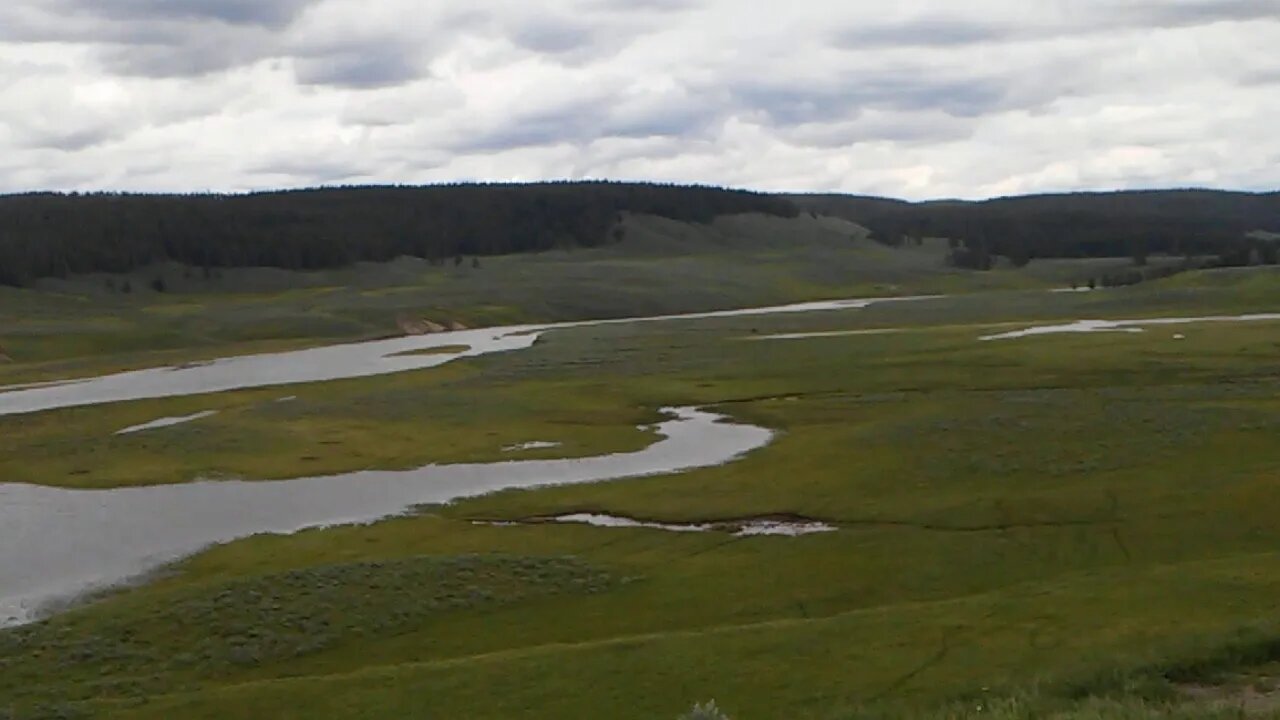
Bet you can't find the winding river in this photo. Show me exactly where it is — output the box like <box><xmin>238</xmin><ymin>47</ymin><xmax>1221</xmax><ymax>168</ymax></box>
<box><xmin>2</xmin><ymin>296</ymin><xmax>938</xmax><ymax>627</ymax></box>
<box><xmin>0</xmin><ymin>407</ymin><xmax>772</xmax><ymax>627</ymax></box>
<box><xmin>7</xmin><ymin>294</ymin><xmax>1280</xmax><ymax>628</ymax></box>
<box><xmin>0</xmin><ymin>295</ymin><xmax>935</xmax><ymax>417</ymax></box>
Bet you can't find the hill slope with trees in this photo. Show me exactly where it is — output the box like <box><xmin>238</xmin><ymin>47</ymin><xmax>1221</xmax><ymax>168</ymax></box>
<box><xmin>2</xmin><ymin>184</ymin><xmax>1279</xmax><ymax>288</ymax></box>
<box><xmin>0</xmin><ymin>183</ymin><xmax>797</xmax><ymax>287</ymax></box>
<box><xmin>791</xmin><ymin>189</ymin><xmax>1280</xmax><ymax>269</ymax></box>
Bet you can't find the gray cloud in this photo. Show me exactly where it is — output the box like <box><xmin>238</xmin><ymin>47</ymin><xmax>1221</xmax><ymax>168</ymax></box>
<box><xmin>729</xmin><ymin>75</ymin><xmax>1010</xmax><ymax>126</ymax></box>
<box><xmin>1</xmin><ymin>0</ymin><xmax>1278</xmax><ymax>198</ymax></box>
<box><xmin>835</xmin><ymin>18</ymin><xmax>1010</xmax><ymax>49</ymax></box>
<box><xmin>19</xmin><ymin>126</ymin><xmax>119</xmax><ymax>152</ymax></box>
<box><xmin>832</xmin><ymin>1</ymin><xmax>1280</xmax><ymax>52</ymax></box>
<box><xmin>455</xmin><ymin>95</ymin><xmax>721</xmax><ymax>152</ymax></box>
<box><xmin>450</xmin><ymin>95</ymin><xmax>606</xmax><ymax>153</ymax></box>
<box><xmin>0</xmin><ymin>3</ymin><xmax>286</xmax><ymax>77</ymax></box>
<box><xmin>96</xmin><ymin>28</ymin><xmax>277</xmax><ymax>78</ymax></box>
<box><xmin>1243</xmin><ymin>67</ymin><xmax>1280</xmax><ymax>85</ymax></box>
<box><xmin>602</xmin><ymin>102</ymin><xmax>722</xmax><ymax>141</ymax></box>
<box><xmin>248</xmin><ymin>156</ymin><xmax>379</xmax><ymax>183</ymax></box>
<box><xmin>783</xmin><ymin>112</ymin><xmax>978</xmax><ymax>149</ymax></box>
<box><xmin>509</xmin><ymin>18</ymin><xmax>596</xmax><ymax>54</ymax></box>
<box><xmin>1118</xmin><ymin>0</ymin><xmax>1280</xmax><ymax>28</ymax></box>
<box><xmin>496</xmin><ymin>11</ymin><xmax>672</xmax><ymax>67</ymax></box>
<box><xmin>293</xmin><ymin>47</ymin><xmax>422</xmax><ymax>88</ymax></box>
<box><xmin>577</xmin><ymin>0</ymin><xmax>697</xmax><ymax>14</ymax></box>
<box><xmin>58</xmin><ymin>0</ymin><xmax>319</xmax><ymax>29</ymax></box>
<box><xmin>446</xmin><ymin>78</ymin><xmax>728</xmax><ymax>154</ymax></box>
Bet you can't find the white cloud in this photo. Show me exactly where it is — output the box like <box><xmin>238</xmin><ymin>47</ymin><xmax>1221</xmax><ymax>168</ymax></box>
<box><xmin>0</xmin><ymin>0</ymin><xmax>1276</xmax><ymax>198</ymax></box>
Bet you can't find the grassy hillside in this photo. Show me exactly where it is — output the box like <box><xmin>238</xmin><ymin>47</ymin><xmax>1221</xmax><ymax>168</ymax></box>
<box><xmin>3</xmin><ymin>268</ymin><xmax>1280</xmax><ymax>718</ymax></box>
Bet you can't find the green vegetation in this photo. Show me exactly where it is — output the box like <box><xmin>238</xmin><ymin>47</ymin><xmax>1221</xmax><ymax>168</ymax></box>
<box><xmin>793</xmin><ymin>189</ymin><xmax>1280</xmax><ymax>268</ymax></box>
<box><xmin>0</xmin><ymin>211</ymin><xmax>1225</xmax><ymax>383</ymax></box>
<box><xmin>0</xmin><ymin>555</ymin><xmax>611</xmax><ymax>716</ymax></box>
<box><xmin>4</xmin><ymin>184</ymin><xmax>1279</xmax><ymax>290</ymax></box>
<box><xmin>2</xmin><ymin>252</ymin><xmax>1280</xmax><ymax>718</ymax></box>
<box><xmin>0</xmin><ymin>182</ymin><xmax>798</xmax><ymax>286</ymax></box>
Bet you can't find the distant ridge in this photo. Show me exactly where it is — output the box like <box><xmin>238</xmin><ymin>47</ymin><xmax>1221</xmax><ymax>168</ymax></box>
<box><xmin>790</xmin><ymin>188</ymin><xmax>1280</xmax><ymax>267</ymax></box>
<box><xmin>1</xmin><ymin>183</ymin><xmax>1278</xmax><ymax>286</ymax></box>
<box><xmin>0</xmin><ymin>182</ymin><xmax>796</xmax><ymax>286</ymax></box>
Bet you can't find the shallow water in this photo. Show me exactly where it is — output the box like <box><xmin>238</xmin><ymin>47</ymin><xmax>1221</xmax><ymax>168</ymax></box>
<box><xmin>114</xmin><ymin>410</ymin><xmax>220</xmax><ymax>435</ymax></box>
<box><xmin>543</xmin><ymin>513</ymin><xmax>714</xmax><ymax>533</ymax></box>
<box><xmin>753</xmin><ymin>329</ymin><xmax>903</xmax><ymax>341</ymax></box>
<box><xmin>0</xmin><ymin>407</ymin><xmax>772</xmax><ymax>628</ymax></box>
<box><xmin>502</xmin><ymin>441</ymin><xmax>564</xmax><ymax>452</ymax></box>
<box><xmin>0</xmin><ymin>295</ymin><xmax>937</xmax><ymax>417</ymax></box>
<box><xmin>531</xmin><ymin>513</ymin><xmax>837</xmax><ymax>537</ymax></box>
<box><xmin>0</xmin><ymin>295</ymin><xmax>934</xmax><ymax>625</ymax></box>
<box><xmin>0</xmin><ymin>326</ymin><xmax>546</xmax><ymax>417</ymax></box>
<box><xmin>981</xmin><ymin>313</ymin><xmax>1280</xmax><ymax>341</ymax></box>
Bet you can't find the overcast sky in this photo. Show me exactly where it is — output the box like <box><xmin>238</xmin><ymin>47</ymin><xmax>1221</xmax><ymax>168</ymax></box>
<box><xmin>0</xmin><ymin>0</ymin><xmax>1277</xmax><ymax>199</ymax></box>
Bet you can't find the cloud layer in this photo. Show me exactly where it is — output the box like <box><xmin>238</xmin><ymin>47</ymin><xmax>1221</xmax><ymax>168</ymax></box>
<box><xmin>0</xmin><ymin>0</ymin><xmax>1277</xmax><ymax>198</ymax></box>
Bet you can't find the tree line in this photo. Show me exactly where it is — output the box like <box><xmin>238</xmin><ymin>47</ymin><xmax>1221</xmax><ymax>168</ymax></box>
<box><xmin>3</xmin><ymin>184</ymin><xmax>1279</xmax><ymax>287</ymax></box>
<box><xmin>0</xmin><ymin>182</ymin><xmax>797</xmax><ymax>286</ymax></box>
<box><xmin>792</xmin><ymin>189</ymin><xmax>1280</xmax><ymax>268</ymax></box>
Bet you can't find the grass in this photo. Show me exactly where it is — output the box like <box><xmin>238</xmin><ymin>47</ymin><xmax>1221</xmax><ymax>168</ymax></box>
<box><xmin>0</xmin><ymin>212</ymin><xmax>1184</xmax><ymax>382</ymax></box>
<box><xmin>2</xmin><ymin>249</ymin><xmax>1280</xmax><ymax>718</ymax></box>
<box><xmin>0</xmin><ymin>555</ymin><xmax>612</xmax><ymax>715</ymax></box>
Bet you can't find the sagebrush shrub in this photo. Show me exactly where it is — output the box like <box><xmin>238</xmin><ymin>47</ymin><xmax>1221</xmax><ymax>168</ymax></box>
<box><xmin>679</xmin><ymin>700</ymin><xmax>730</xmax><ymax>720</ymax></box>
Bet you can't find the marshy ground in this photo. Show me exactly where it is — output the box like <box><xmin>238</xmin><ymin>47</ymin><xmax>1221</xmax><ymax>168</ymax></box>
<box><xmin>2</xmin><ymin>239</ymin><xmax>1280</xmax><ymax>719</ymax></box>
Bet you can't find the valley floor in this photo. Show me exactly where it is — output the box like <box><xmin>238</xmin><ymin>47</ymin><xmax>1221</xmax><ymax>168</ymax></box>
<box><xmin>2</xmin><ymin>249</ymin><xmax>1280</xmax><ymax>719</ymax></box>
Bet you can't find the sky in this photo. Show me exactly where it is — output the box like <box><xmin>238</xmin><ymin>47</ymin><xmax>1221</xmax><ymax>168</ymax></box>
<box><xmin>0</xmin><ymin>0</ymin><xmax>1277</xmax><ymax>200</ymax></box>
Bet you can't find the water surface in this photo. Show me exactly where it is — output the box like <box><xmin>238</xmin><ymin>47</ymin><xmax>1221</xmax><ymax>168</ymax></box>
<box><xmin>503</xmin><ymin>513</ymin><xmax>837</xmax><ymax>537</ymax></box>
<box><xmin>0</xmin><ymin>407</ymin><xmax>771</xmax><ymax>627</ymax></box>
<box><xmin>0</xmin><ymin>295</ymin><xmax>936</xmax><ymax>625</ymax></box>
<box><xmin>114</xmin><ymin>410</ymin><xmax>220</xmax><ymax>435</ymax></box>
<box><xmin>0</xmin><ymin>295</ymin><xmax>937</xmax><ymax>417</ymax></box>
<box><xmin>981</xmin><ymin>313</ymin><xmax>1280</xmax><ymax>341</ymax></box>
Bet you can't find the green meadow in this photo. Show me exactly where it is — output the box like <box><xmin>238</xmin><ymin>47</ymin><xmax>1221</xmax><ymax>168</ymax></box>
<box><xmin>2</xmin><ymin>232</ymin><xmax>1280</xmax><ymax>719</ymax></box>
<box><xmin>0</xmin><ymin>213</ymin><xmax>1195</xmax><ymax>383</ymax></box>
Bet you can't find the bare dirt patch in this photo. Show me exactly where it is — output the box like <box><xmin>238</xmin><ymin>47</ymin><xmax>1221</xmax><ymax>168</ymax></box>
<box><xmin>1179</xmin><ymin>664</ymin><xmax>1280</xmax><ymax>716</ymax></box>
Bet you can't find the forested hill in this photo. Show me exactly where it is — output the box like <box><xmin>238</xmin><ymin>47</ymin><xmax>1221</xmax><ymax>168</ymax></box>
<box><xmin>791</xmin><ymin>189</ymin><xmax>1280</xmax><ymax>267</ymax></box>
<box><xmin>0</xmin><ymin>183</ymin><xmax>797</xmax><ymax>286</ymax></box>
<box><xmin>2</xmin><ymin>184</ymin><xmax>1279</xmax><ymax>287</ymax></box>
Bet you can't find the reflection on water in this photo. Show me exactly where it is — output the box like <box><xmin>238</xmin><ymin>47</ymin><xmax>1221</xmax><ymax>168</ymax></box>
<box><xmin>482</xmin><ymin>513</ymin><xmax>837</xmax><ymax>537</ymax></box>
<box><xmin>0</xmin><ymin>295</ymin><xmax>946</xmax><ymax>626</ymax></box>
<box><xmin>0</xmin><ymin>408</ymin><xmax>772</xmax><ymax>628</ymax></box>
<box><xmin>0</xmin><ymin>295</ymin><xmax>938</xmax><ymax>417</ymax></box>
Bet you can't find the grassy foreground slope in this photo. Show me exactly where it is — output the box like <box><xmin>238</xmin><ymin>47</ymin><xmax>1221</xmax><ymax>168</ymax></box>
<box><xmin>3</xmin><ymin>268</ymin><xmax>1280</xmax><ymax>718</ymax></box>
